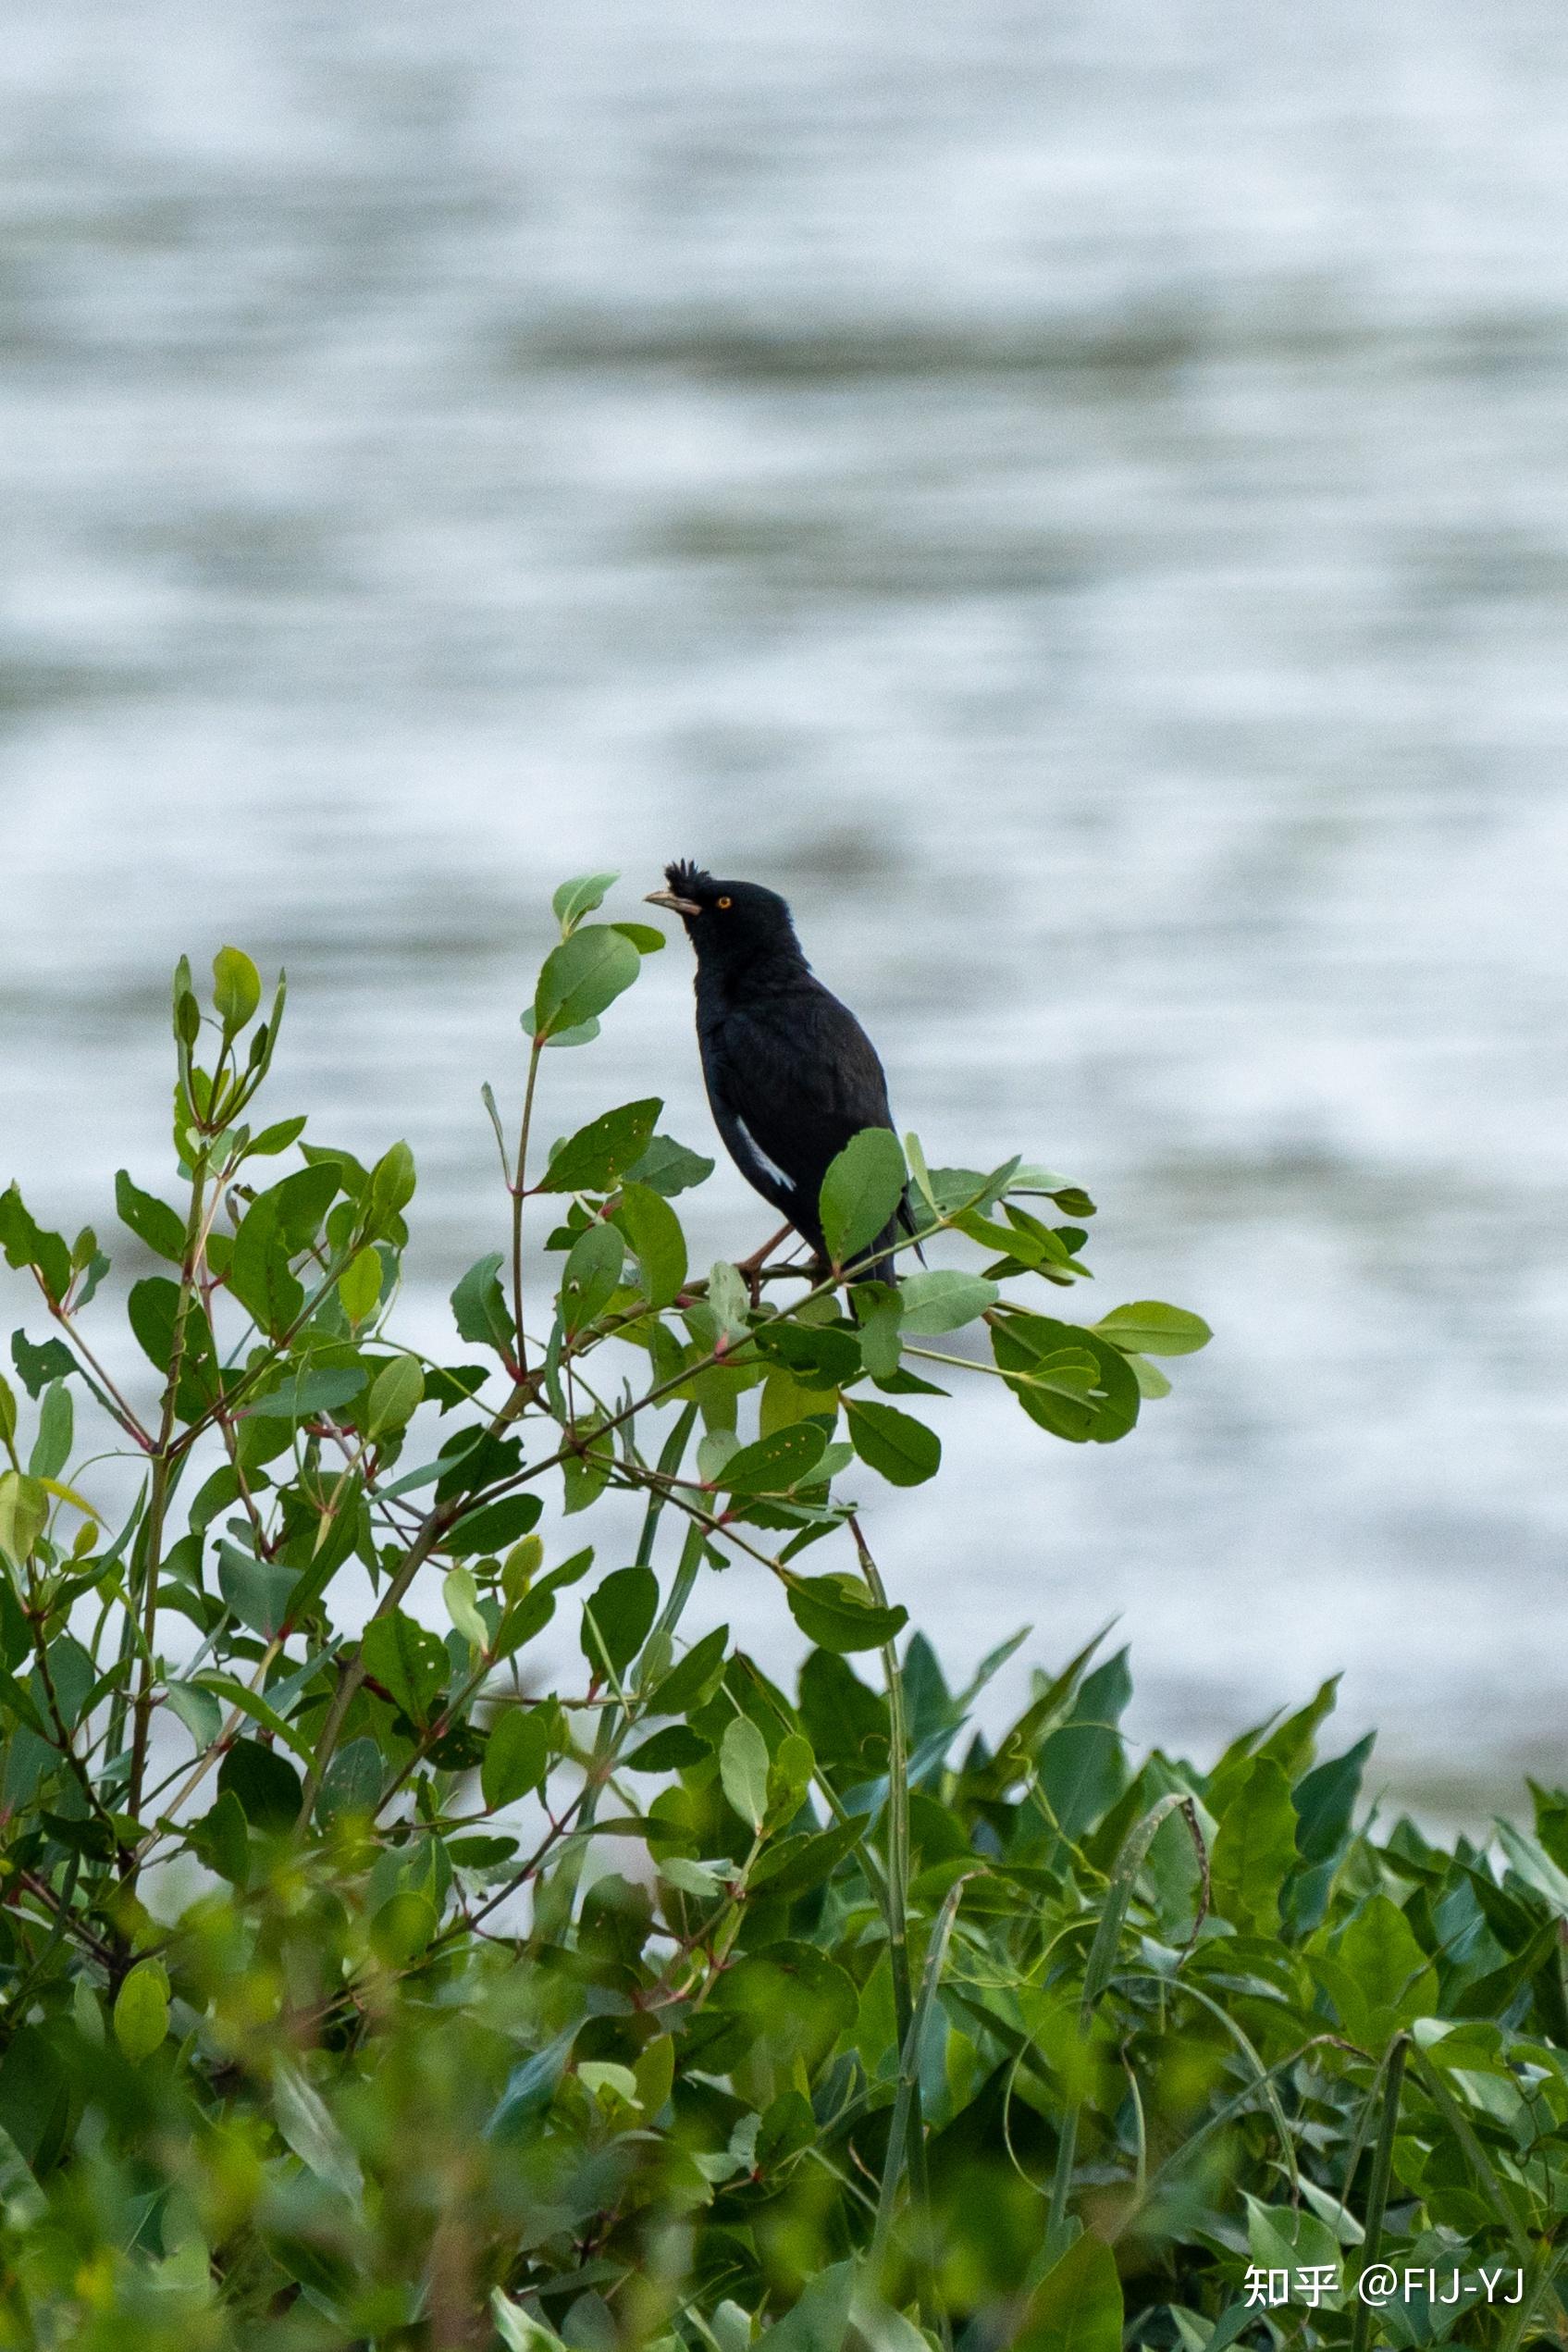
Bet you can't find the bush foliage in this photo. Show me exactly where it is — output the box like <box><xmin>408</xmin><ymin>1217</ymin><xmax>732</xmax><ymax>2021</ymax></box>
<box><xmin>0</xmin><ymin>879</ymin><xmax>1563</xmax><ymax>2350</ymax></box>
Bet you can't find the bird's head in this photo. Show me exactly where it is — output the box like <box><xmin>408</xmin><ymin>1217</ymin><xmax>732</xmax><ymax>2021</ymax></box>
<box><xmin>645</xmin><ymin>862</ymin><xmax>804</xmax><ymax>973</ymax></box>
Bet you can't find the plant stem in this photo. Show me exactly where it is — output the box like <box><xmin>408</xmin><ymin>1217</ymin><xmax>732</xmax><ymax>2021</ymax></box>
<box><xmin>125</xmin><ymin>1154</ymin><xmax>209</xmax><ymax>1823</ymax></box>
<box><xmin>510</xmin><ymin>1039</ymin><xmax>543</xmax><ymax>1378</ymax></box>
<box><xmin>1350</xmin><ymin>2035</ymin><xmax>1407</xmax><ymax>2352</ymax></box>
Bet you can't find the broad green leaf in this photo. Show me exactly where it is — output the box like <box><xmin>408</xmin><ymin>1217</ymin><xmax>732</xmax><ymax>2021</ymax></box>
<box><xmin>624</xmin><ymin>1725</ymin><xmax>712</xmax><ymax>1772</ymax></box>
<box><xmin>896</xmin><ymin>1268</ymin><xmax>998</xmax><ymax>1333</ymax></box>
<box><xmin>0</xmin><ymin>1185</ymin><xmax>70</xmax><ymax>1303</ymax></box>
<box><xmin>244</xmin><ymin>1367</ymin><xmax>365</xmax><ymax>1421</ymax></box>
<box><xmin>443</xmin><ymin>1565</ymin><xmax>489</xmax><ymax>1649</ymax></box>
<box><xmin>609</xmin><ymin>921</ymin><xmax>665</xmax><ymax>955</ymax></box>
<box><xmin>552</xmin><ymin>871</ymin><xmax>619</xmax><ymax>933</ymax></box>
<box><xmin>218</xmin><ymin>1737</ymin><xmax>302</xmax><ymax>1829</ymax></box>
<box><xmin>819</xmin><ymin>1128</ymin><xmax>907</xmax><ymax>1269</ymax></box>
<box><xmin>720</xmin><ymin>1714</ymin><xmax>771</xmax><ymax>1833</ymax></box>
<box><xmin>560</xmin><ymin>1220</ymin><xmax>624</xmax><ymax>1331</ymax></box>
<box><xmin>1209</xmin><ymin>1756</ymin><xmax>1297</xmax><ymax>1936</ymax></box>
<box><xmin>113</xmin><ymin>1960</ymin><xmax>170</xmax><ymax>2062</ymax></box>
<box><xmin>212</xmin><ymin>945</ymin><xmax>261</xmax><ymax>1034</ymax></box>
<box><xmin>360</xmin><ymin>1609</ymin><xmax>447</xmax><ymax>1724</ymax></box>
<box><xmin>1316</xmin><ymin>1894</ymin><xmax>1438</xmax><ymax>2047</ymax></box>
<box><xmin>338</xmin><ymin>1245</ymin><xmax>383</xmax><ymax>1327</ymax></box>
<box><xmin>448</xmin><ymin>1493</ymin><xmax>542</xmax><ymax>1557</ymax></box>
<box><xmin>164</xmin><ymin>1677</ymin><xmax>223</xmax><ymax>1752</ymax></box>
<box><xmin>787</xmin><ymin>1573</ymin><xmax>908</xmax><ymax>1653</ymax></box>
<box><xmin>619</xmin><ymin>1180</ymin><xmax>687</xmax><ymax>1308</ymax></box>
<box><xmin>580</xmin><ymin>1566</ymin><xmax>658</xmax><ymax>1680</ymax></box>
<box><xmin>451</xmin><ymin>1252</ymin><xmax>515</xmax><ymax>1355</ymax></box>
<box><xmin>719</xmin><ymin>1421</ymin><xmax>827</xmax><ymax>1495</ymax></box>
<box><xmin>844</xmin><ymin>1396</ymin><xmax>941</xmax><ymax>1486</ymax></box>
<box><xmin>317</xmin><ymin>1738</ymin><xmax>384</xmax><ymax>1823</ymax></box>
<box><xmin>537</xmin><ymin>1099</ymin><xmax>661</xmax><ymax>1195</ymax></box>
<box><xmin>371</xmin><ymin>1888</ymin><xmax>437</xmax><ymax>1964</ymax></box>
<box><xmin>534</xmin><ymin>924</ymin><xmax>640</xmax><ymax>1039</ymax></box>
<box><xmin>368</xmin><ymin>1353</ymin><xmax>424</xmax><ymax>1435</ymax></box>
<box><xmin>227</xmin><ymin>1193</ymin><xmax>304</xmax><ymax>1337</ymax></box>
<box><xmin>625</xmin><ymin>1134</ymin><xmax>714</xmax><ymax>1197</ymax></box>
<box><xmin>1018</xmin><ymin>2230</ymin><xmax>1123</xmax><ymax>2352</ymax></box>
<box><xmin>1093</xmin><ymin>1301</ymin><xmax>1212</xmax><ymax>1356</ymax></box>
<box><xmin>272</xmin><ymin>2062</ymin><xmax>364</xmax><ymax>2202</ymax></box>
<box><xmin>646</xmin><ymin>1624</ymin><xmax>730</xmax><ymax>1716</ymax></box>
<box><xmin>27</xmin><ymin>1382</ymin><xmax>71</xmax><ymax>1481</ymax></box>
<box><xmin>114</xmin><ymin>1170</ymin><xmax>186</xmax><ymax>1263</ymax></box>
<box><xmin>216</xmin><ymin>1543</ymin><xmax>299</xmax><ymax>1639</ymax></box>
<box><xmin>482</xmin><ymin>1707</ymin><xmax>551</xmax><ymax>1809</ymax></box>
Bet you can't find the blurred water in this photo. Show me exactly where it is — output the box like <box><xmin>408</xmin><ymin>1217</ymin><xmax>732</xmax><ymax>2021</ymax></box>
<box><xmin>3</xmin><ymin>0</ymin><xmax>1567</xmax><ymax>1816</ymax></box>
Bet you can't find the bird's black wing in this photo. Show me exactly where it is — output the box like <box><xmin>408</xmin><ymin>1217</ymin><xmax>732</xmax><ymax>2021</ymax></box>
<box><xmin>703</xmin><ymin>979</ymin><xmax>895</xmax><ymax>1257</ymax></box>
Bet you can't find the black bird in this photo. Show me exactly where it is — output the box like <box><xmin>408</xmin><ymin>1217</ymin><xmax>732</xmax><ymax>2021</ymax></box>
<box><xmin>645</xmin><ymin>861</ymin><xmax>905</xmax><ymax>1289</ymax></box>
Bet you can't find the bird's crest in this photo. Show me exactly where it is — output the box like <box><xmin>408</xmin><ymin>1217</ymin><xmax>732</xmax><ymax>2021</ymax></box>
<box><xmin>665</xmin><ymin>859</ymin><xmax>713</xmax><ymax>900</ymax></box>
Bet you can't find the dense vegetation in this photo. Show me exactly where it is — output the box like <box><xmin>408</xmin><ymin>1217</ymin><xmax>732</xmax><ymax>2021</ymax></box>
<box><xmin>0</xmin><ymin>879</ymin><xmax>1563</xmax><ymax>2350</ymax></box>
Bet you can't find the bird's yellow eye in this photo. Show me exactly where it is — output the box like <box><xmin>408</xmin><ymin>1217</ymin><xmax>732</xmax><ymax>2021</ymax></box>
<box><xmin>717</xmin><ymin>896</ymin><xmax>732</xmax><ymax>909</ymax></box>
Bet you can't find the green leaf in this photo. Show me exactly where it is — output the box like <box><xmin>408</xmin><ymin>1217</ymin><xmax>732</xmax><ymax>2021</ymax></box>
<box><xmin>371</xmin><ymin>1889</ymin><xmax>437</xmax><ymax>1965</ymax></box>
<box><xmin>114</xmin><ymin>1170</ymin><xmax>186</xmax><ymax>1263</ymax></box>
<box><xmin>1209</xmin><ymin>1757</ymin><xmax>1298</xmax><ymax>1936</ymax></box>
<box><xmin>448</xmin><ymin>1493</ymin><xmax>542</xmax><ymax>1558</ymax></box>
<box><xmin>164</xmin><ymin>1677</ymin><xmax>223</xmax><ymax>1752</ymax></box>
<box><xmin>720</xmin><ymin>1714</ymin><xmax>771</xmax><ymax>1833</ymax></box>
<box><xmin>818</xmin><ymin>1128</ymin><xmax>907</xmax><ymax>1269</ymax></box>
<box><xmin>1018</xmin><ymin>2234</ymin><xmax>1124</xmax><ymax>2351</ymax></box>
<box><xmin>226</xmin><ymin>1195</ymin><xmax>304</xmax><ymax>1339</ymax></box>
<box><xmin>552</xmin><ymin>871</ymin><xmax>619</xmax><ymax>933</ymax></box>
<box><xmin>560</xmin><ymin>1220</ymin><xmax>624</xmax><ymax>1331</ymax></box>
<box><xmin>482</xmin><ymin>1707</ymin><xmax>551</xmax><ymax>1809</ymax></box>
<box><xmin>216</xmin><ymin>1542</ymin><xmax>300</xmax><ymax>1638</ymax></box>
<box><xmin>247</xmin><ymin>1115</ymin><xmax>309</xmax><ymax>1157</ymax></box>
<box><xmin>580</xmin><ymin>1566</ymin><xmax>658</xmax><ymax>1680</ymax></box>
<box><xmin>367</xmin><ymin>1142</ymin><xmax>416</xmax><ymax>1223</ymax></box>
<box><xmin>113</xmin><ymin>1960</ymin><xmax>170</xmax><ymax>2062</ymax></box>
<box><xmin>10</xmin><ymin>1331</ymin><xmax>73</xmax><ymax>1400</ymax></box>
<box><xmin>188</xmin><ymin>1788</ymin><xmax>250</xmax><ymax>1881</ymax></box>
<box><xmin>1092</xmin><ymin>1301</ymin><xmax>1212</xmax><ymax>1356</ymax></box>
<box><xmin>1316</xmin><ymin>1894</ymin><xmax>1438</xmax><ymax>2047</ymax></box>
<box><xmin>211</xmin><ymin>945</ymin><xmax>261</xmax><ymax>1034</ymax></box>
<box><xmin>896</xmin><ymin>1268</ymin><xmax>998</xmax><ymax>1333</ymax></box>
<box><xmin>844</xmin><ymin>1396</ymin><xmax>941</xmax><ymax>1486</ymax></box>
<box><xmin>534</xmin><ymin>924</ymin><xmax>640</xmax><ymax>1039</ymax></box>
<box><xmin>338</xmin><ymin>1245</ymin><xmax>384</xmax><ymax>1328</ymax></box>
<box><xmin>443</xmin><ymin>1566</ymin><xmax>489</xmax><ymax>1649</ymax></box>
<box><xmin>317</xmin><ymin>1739</ymin><xmax>384</xmax><ymax>1824</ymax></box>
<box><xmin>646</xmin><ymin>1625</ymin><xmax>729</xmax><ymax>1717</ymax></box>
<box><xmin>27</xmin><ymin>1382</ymin><xmax>72</xmax><ymax>1481</ymax></box>
<box><xmin>787</xmin><ymin>1574</ymin><xmax>908</xmax><ymax>1653</ymax></box>
<box><xmin>537</xmin><ymin>1099</ymin><xmax>662</xmax><ymax>1195</ymax></box>
<box><xmin>451</xmin><ymin>1253</ymin><xmax>515</xmax><ymax>1356</ymax></box>
<box><xmin>360</xmin><ymin>1610</ymin><xmax>448</xmax><ymax>1725</ymax></box>
<box><xmin>244</xmin><ymin>1367</ymin><xmax>365</xmax><ymax>1421</ymax></box>
<box><xmin>368</xmin><ymin>1353</ymin><xmax>424</xmax><ymax>1435</ymax></box>
<box><xmin>272</xmin><ymin>2062</ymin><xmax>364</xmax><ymax>2202</ymax></box>
<box><xmin>618</xmin><ymin>1181</ymin><xmax>687</xmax><ymax>1308</ymax></box>
<box><xmin>0</xmin><ymin>1185</ymin><xmax>71</xmax><ymax>1303</ymax></box>
<box><xmin>0</xmin><ymin>1472</ymin><xmax>48</xmax><ymax>1565</ymax></box>
<box><xmin>609</xmin><ymin>921</ymin><xmax>665</xmax><ymax>954</ymax></box>
<box><xmin>719</xmin><ymin>1421</ymin><xmax>828</xmax><ymax>1495</ymax></box>
<box><xmin>624</xmin><ymin>1725</ymin><xmax>712</xmax><ymax>1772</ymax></box>
<box><xmin>624</xmin><ymin>1134</ymin><xmax>715</xmax><ymax>1197</ymax></box>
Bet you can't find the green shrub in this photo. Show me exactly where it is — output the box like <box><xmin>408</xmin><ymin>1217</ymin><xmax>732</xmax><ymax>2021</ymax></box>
<box><xmin>0</xmin><ymin>879</ymin><xmax>1562</xmax><ymax>2349</ymax></box>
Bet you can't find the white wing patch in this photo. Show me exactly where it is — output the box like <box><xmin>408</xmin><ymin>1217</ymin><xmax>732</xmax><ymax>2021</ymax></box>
<box><xmin>734</xmin><ymin>1115</ymin><xmax>792</xmax><ymax>1192</ymax></box>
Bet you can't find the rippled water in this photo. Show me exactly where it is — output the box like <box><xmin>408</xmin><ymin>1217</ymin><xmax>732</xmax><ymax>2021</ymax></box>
<box><xmin>3</xmin><ymin>0</ymin><xmax>1567</xmax><ymax>1814</ymax></box>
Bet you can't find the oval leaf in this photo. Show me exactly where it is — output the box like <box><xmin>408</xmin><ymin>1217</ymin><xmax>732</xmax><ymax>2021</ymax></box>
<box><xmin>844</xmin><ymin>1397</ymin><xmax>941</xmax><ymax>1486</ymax></box>
<box><xmin>534</xmin><ymin>925</ymin><xmax>640</xmax><ymax>1039</ymax></box>
<box><xmin>819</xmin><ymin>1129</ymin><xmax>907</xmax><ymax>1269</ymax></box>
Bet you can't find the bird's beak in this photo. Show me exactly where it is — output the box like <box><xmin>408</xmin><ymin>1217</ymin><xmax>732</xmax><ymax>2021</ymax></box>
<box><xmin>645</xmin><ymin>889</ymin><xmax>701</xmax><ymax>916</ymax></box>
